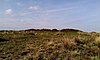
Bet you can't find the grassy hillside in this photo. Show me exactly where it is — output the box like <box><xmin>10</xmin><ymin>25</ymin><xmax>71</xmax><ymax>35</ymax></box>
<box><xmin>0</xmin><ymin>29</ymin><xmax>100</xmax><ymax>60</ymax></box>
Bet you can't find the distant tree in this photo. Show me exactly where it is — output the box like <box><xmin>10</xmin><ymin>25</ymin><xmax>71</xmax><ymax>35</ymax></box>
<box><xmin>52</xmin><ymin>29</ymin><xmax>58</xmax><ymax>31</ymax></box>
<box><xmin>61</xmin><ymin>29</ymin><xmax>82</xmax><ymax>32</ymax></box>
<box><xmin>41</xmin><ymin>29</ymin><xmax>51</xmax><ymax>31</ymax></box>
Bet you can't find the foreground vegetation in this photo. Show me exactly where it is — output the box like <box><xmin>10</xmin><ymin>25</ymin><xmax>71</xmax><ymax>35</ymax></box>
<box><xmin>0</xmin><ymin>29</ymin><xmax>100</xmax><ymax>60</ymax></box>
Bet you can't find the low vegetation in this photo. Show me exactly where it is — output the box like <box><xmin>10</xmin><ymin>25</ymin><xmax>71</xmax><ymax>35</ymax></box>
<box><xmin>0</xmin><ymin>29</ymin><xmax>100</xmax><ymax>60</ymax></box>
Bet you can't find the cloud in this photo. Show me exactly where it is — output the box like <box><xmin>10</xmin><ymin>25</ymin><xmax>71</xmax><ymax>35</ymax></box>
<box><xmin>28</xmin><ymin>6</ymin><xmax>39</xmax><ymax>10</ymax></box>
<box><xmin>19</xmin><ymin>6</ymin><xmax>40</xmax><ymax>16</ymax></box>
<box><xmin>20</xmin><ymin>12</ymin><xmax>33</xmax><ymax>16</ymax></box>
<box><xmin>17</xmin><ymin>2</ymin><xmax>21</xmax><ymax>6</ymax></box>
<box><xmin>20</xmin><ymin>7</ymin><xmax>76</xmax><ymax>16</ymax></box>
<box><xmin>43</xmin><ymin>7</ymin><xmax>76</xmax><ymax>13</ymax></box>
<box><xmin>5</xmin><ymin>9</ymin><xmax>13</xmax><ymax>16</ymax></box>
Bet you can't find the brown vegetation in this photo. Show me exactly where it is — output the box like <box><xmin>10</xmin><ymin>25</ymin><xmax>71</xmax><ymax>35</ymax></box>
<box><xmin>0</xmin><ymin>29</ymin><xmax>99</xmax><ymax>60</ymax></box>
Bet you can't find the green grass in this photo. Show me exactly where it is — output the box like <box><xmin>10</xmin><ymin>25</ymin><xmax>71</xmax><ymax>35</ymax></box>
<box><xmin>0</xmin><ymin>30</ymin><xmax>100</xmax><ymax>60</ymax></box>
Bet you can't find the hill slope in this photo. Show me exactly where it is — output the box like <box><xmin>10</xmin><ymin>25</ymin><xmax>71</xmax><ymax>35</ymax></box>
<box><xmin>0</xmin><ymin>29</ymin><xmax>100</xmax><ymax>60</ymax></box>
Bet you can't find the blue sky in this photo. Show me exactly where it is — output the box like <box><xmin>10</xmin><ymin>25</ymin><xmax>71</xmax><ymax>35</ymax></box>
<box><xmin>0</xmin><ymin>0</ymin><xmax>100</xmax><ymax>32</ymax></box>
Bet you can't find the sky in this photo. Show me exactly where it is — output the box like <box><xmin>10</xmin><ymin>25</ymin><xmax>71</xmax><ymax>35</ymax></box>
<box><xmin>0</xmin><ymin>0</ymin><xmax>100</xmax><ymax>32</ymax></box>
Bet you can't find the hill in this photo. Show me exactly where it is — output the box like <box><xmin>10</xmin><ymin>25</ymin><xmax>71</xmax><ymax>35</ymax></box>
<box><xmin>0</xmin><ymin>29</ymin><xmax>99</xmax><ymax>60</ymax></box>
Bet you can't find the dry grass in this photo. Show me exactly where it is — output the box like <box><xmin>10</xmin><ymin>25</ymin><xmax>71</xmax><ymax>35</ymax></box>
<box><xmin>95</xmin><ymin>37</ymin><xmax>100</xmax><ymax>48</ymax></box>
<box><xmin>0</xmin><ymin>30</ymin><xmax>100</xmax><ymax>60</ymax></box>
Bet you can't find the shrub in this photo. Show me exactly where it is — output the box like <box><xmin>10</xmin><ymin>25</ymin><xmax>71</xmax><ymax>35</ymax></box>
<box><xmin>62</xmin><ymin>38</ymin><xmax>77</xmax><ymax>50</ymax></box>
<box><xmin>95</xmin><ymin>37</ymin><xmax>100</xmax><ymax>48</ymax></box>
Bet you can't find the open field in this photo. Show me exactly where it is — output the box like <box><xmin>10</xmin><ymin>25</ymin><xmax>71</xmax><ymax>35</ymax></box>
<box><xmin>0</xmin><ymin>29</ymin><xmax>100</xmax><ymax>60</ymax></box>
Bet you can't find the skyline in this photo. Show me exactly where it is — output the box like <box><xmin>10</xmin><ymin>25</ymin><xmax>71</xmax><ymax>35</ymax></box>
<box><xmin>0</xmin><ymin>0</ymin><xmax>100</xmax><ymax>32</ymax></box>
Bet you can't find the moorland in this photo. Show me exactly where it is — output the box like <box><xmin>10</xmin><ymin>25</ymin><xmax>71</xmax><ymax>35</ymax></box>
<box><xmin>0</xmin><ymin>29</ymin><xmax>100</xmax><ymax>60</ymax></box>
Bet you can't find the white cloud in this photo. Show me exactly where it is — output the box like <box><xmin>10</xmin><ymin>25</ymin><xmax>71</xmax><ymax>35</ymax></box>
<box><xmin>17</xmin><ymin>2</ymin><xmax>21</xmax><ymax>6</ymax></box>
<box><xmin>19</xmin><ymin>6</ymin><xmax>76</xmax><ymax>17</ymax></box>
<box><xmin>5</xmin><ymin>9</ymin><xmax>13</xmax><ymax>16</ymax></box>
<box><xmin>28</xmin><ymin>6</ymin><xmax>39</xmax><ymax>10</ymax></box>
<box><xmin>44</xmin><ymin>7</ymin><xmax>76</xmax><ymax>13</ymax></box>
<box><xmin>19</xmin><ymin>6</ymin><xmax>40</xmax><ymax>16</ymax></box>
<box><xmin>20</xmin><ymin>12</ymin><xmax>33</xmax><ymax>16</ymax></box>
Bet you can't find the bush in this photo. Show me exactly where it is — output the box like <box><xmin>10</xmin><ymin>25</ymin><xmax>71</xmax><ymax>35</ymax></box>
<box><xmin>95</xmin><ymin>37</ymin><xmax>100</xmax><ymax>48</ymax></box>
